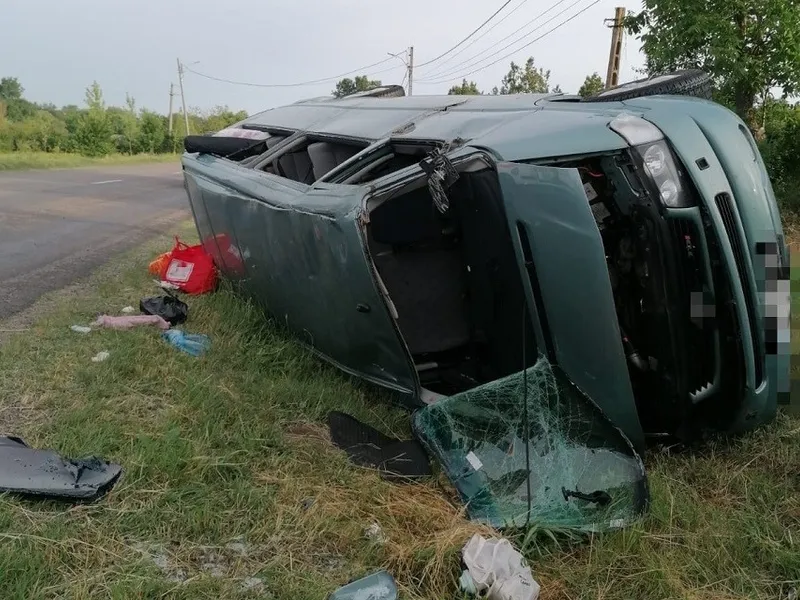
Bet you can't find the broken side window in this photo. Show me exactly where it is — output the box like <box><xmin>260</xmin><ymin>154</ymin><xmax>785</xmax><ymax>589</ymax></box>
<box><xmin>253</xmin><ymin>134</ymin><xmax>369</xmax><ymax>184</ymax></box>
<box><xmin>412</xmin><ymin>357</ymin><xmax>649</xmax><ymax>532</ymax></box>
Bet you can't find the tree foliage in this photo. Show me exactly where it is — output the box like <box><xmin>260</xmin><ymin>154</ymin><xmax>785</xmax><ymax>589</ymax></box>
<box><xmin>626</xmin><ymin>0</ymin><xmax>800</xmax><ymax>123</ymax></box>
<box><xmin>332</xmin><ymin>75</ymin><xmax>382</xmax><ymax>98</ymax></box>
<box><xmin>448</xmin><ymin>79</ymin><xmax>482</xmax><ymax>95</ymax></box>
<box><xmin>578</xmin><ymin>73</ymin><xmax>604</xmax><ymax>98</ymax></box>
<box><xmin>0</xmin><ymin>76</ymin><xmax>248</xmax><ymax>157</ymax></box>
<box><xmin>498</xmin><ymin>57</ymin><xmax>550</xmax><ymax>94</ymax></box>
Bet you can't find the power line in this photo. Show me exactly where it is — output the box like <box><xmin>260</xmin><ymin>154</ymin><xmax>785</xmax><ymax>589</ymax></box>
<box><xmin>417</xmin><ymin>0</ymin><xmax>585</xmax><ymax>83</ymax></box>
<box><xmin>414</xmin><ymin>0</ymin><xmax>515</xmax><ymax>68</ymax></box>
<box><xmin>418</xmin><ymin>0</ymin><xmax>533</xmax><ymax>78</ymax></box>
<box><xmin>418</xmin><ymin>0</ymin><xmax>602</xmax><ymax>85</ymax></box>
<box><xmin>182</xmin><ymin>55</ymin><xmax>403</xmax><ymax>88</ymax></box>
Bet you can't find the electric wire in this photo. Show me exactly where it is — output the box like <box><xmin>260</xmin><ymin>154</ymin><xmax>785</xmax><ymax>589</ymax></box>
<box><xmin>414</xmin><ymin>0</ymin><xmax>515</xmax><ymax>68</ymax></box>
<box><xmin>419</xmin><ymin>0</ymin><xmax>563</xmax><ymax>79</ymax></box>
<box><xmin>418</xmin><ymin>0</ymin><xmax>601</xmax><ymax>85</ymax></box>
<box><xmin>417</xmin><ymin>0</ymin><xmax>587</xmax><ymax>83</ymax></box>
<box><xmin>182</xmin><ymin>54</ymin><xmax>403</xmax><ymax>88</ymax></box>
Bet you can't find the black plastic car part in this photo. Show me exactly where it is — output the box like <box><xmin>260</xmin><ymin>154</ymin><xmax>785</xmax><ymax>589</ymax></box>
<box><xmin>586</xmin><ymin>70</ymin><xmax>713</xmax><ymax>102</ymax></box>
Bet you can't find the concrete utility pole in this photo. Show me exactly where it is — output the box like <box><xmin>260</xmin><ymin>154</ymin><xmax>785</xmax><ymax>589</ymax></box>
<box><xmin>407</xmin><ymin>46</ymin><xmax>414</xmax><ymax>96</ymax></box>
<box><xmin>168</xmin><ymin>83</ymin><xmax>174</xmax><ymax>135</ymax></box>
<box><xmin>605</xmin><ymin>7</ymin><xmax>626</xmax><ymax>89</ymax></box>
<box><xmin>176</xmin><ymin>58</ymin><xmax>190</xmax><ymax>135</ymax></box>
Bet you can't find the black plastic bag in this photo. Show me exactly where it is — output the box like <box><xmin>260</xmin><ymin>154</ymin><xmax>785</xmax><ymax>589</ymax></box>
<box><xmin>140</xmin><ymin>294</ymin><xmax>188</xmax><ymax>326</ymax></box>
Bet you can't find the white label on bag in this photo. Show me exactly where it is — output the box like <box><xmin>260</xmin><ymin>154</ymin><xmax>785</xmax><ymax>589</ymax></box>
<box><xmin>166</xmin><ymin>260</ymin><xmax>194</xmax><ymax>283</ymax></box>
<box><xmin>466</xmin><ymin>451</ymin><xmax>483</xmax><ymax>471</ymax></box>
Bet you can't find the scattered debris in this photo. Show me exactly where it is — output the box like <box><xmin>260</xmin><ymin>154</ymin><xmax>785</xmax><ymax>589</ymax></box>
<box><xmin>329</xmin><ymin>570</ymin><xmax>398</xmax><ymax>600</ymax></box>
<box><xmin>70</xmin><ymin>325</ymin><xmax>92</xmax><ymax>334</ymax></box>
<box><xmin>91</xmin><ymin>351</ymin><xmax>110</xmax><ymax>363</ymax></box>
<box><xmin>0</xmin><ymin>436</ymin><xmax>122</xmax><ymax>501</ymax></box>
<box><xmin>133</xmin><ymin>543</ymin><xmax>187</xmax><ymax>583</ymax></box>
<box><xmin>121</xmin><ymin>306</ymin><xmax>136</xmax><ymax>314</ymax></box>
<box><xmin>225</xmin><ymin>537</ymin><xmax>250</xmax><ymax>556</ymax></box>
<box><xmin>140</xmin><ymin>292</ymin><xmax>188</xmax><ymax>326</ymax></box>
<box><xmin>199</xmin><ymin>551</ymin><xmax>226</xmax><ymax>578</ymax></box>
<box><xmin>240</xmin><ymin>577</ymin><xmax>265</xmax><ymax>592</ymax></box>
<box><xmin>92</xmin><ymin>314</ymin><xmax>170</xmax><ymax>330</ymax></box>
<box><xmin>162</xmin><ymin>237</ymin><xmax>218</xmax><ymax>294</ymax></box>
<box><xmin>149</xmin><ymin>251</ymin><xmax>173</xmax><ymax>277</ymax></box>
<box><xmin>162</xmin><ymin>329</ymin><xmax>210</xmax><ymax>357</ymax></box>
<box><xmin>327</xmin><ymin>411</ymin><xmax>431</xmax><ymax>482</ymax></box>
<box><xmin>364</xmin><ymin>522</ymin><xmax>387</xmax><ymax>545</ymax></box>
<box><xmin>419</xmin><ymin>144</ymin><xmax>460</xmax><ymax>214</ymax></box>
<box><xmin>461</xmin><ymin>534</ymin><xmax>540</xmax><ymax>600</ymax></box>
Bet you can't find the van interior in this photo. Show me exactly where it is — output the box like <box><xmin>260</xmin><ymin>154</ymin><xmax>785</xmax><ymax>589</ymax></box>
<box><xmin>364</xmin><ymin>145</ymin><xmax>720</xmax><ymax>438</ymax></box>
<box><xmin>363</xmin><ymin>152</ymin><xmax>538</xmax><ymax>397</ymax></box>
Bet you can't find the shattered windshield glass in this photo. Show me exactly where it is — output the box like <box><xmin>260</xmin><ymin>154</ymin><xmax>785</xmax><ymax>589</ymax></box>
<box><xmin>413</xmin><ymin>358</ymin><xmax>648</xmax><ymax>531</ymax></box>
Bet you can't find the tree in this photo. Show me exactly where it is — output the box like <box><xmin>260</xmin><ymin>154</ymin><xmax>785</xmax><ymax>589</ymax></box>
<box><xmin>137</xmin><ymin>110</ymin><xmax>165</xmax><ymax>154</ymax></box>
<box><xmin>0</xmin><ymin>77</ymin><xmax>36</xmax><ymax>121</ymax></box>
<box><xmin>448</xmin><ymin>79</ymin><xmax>482</xmax><ymax>95</ymax></box>
<box><xmin>332</xmin><ymin>75</ymin><xmax>381</xmax><ymax>98</ymax></box>
<box><xmin>0</xmin><ymin>77</ymin><xmax>23</xmax><ymax>101</ymax></box>
<box><xmin>75</xmin><ymin>81</ymin><xmax>112</xmax><ymax>156</ymax></box>
<box><xmin>498</xmin><ymin>57</ymin><xmax>550</xmax><ymax>94</ymax></box>
<box><xmin>626</xmin><ymin>1</ymin><xmax>800</xmax><ymax>126</ymax></box>
<box><xmin>120</xmin><ymin>93</ymin><xmax>139</xmax><ymax>154</ymax></box>
<box><xmin>578</xmin><ymin>73</ymin><xmax>604</xmax><ymax>98</ymax></box>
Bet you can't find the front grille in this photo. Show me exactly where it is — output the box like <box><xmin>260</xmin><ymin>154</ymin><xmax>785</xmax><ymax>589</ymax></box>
<box><xmin>670</xmin><ymin>218</ymin><xmax>715</xmax><ymax>393</ymax></box>
<box><xmin>714</xmin><ymin>193</ymin><xmax>764</xmax><ymax>385</ymax></box>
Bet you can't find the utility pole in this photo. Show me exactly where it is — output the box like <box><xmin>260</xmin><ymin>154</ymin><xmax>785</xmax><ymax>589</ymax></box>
<box><xmin>168</xmin><ymin>83</ymin><xmax>174</xmax><ymax>135</ymax></box>
<box><xmin>176</xmin><ymin>58</ymin><xmax>190</xmax><ymax>135</ymax></box>
<box><xmin>407</xmin><ymin>46</ymin><xmax>414</xmax><ymax>96</ymax></box>
<box><xmin>604</xmin><ymin>7</ymin><xmax>626</xmax><ymax>89</ymax></box>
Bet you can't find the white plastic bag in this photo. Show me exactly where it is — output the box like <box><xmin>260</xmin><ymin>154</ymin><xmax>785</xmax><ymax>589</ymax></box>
<box><xmin>461</xmin><ymin>534</ymin><xmax>540</xmax><ymax>600</ymax></box>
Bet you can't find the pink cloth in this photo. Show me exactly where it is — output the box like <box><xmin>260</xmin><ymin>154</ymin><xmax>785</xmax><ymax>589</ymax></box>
<box><xmin>91</xmin><ymin>315</ymin><xmax>170</xmax><ymax>331</ymax></box>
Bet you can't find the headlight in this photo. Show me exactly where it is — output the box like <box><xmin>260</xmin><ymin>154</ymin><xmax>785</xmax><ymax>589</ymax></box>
<box><xmin>643</xmin><ymin>144</ymin><xmax>667</xmax><ymax>176</ymax></box>
<box><xmin>609</xmin><ymin>113</ymin><xmax>694</xmax><ymax>209</ymax></box>
<box><xmin>633</xmin><ymin>140</ymin><xmax>694</xmax><ymax>208</ymax></box>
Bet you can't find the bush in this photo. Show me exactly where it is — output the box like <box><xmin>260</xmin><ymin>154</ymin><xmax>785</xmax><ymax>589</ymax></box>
<box><xmin>758</xmin><ymin>101</ymin><xmax>800</xmax><ymax>215</ymax></box>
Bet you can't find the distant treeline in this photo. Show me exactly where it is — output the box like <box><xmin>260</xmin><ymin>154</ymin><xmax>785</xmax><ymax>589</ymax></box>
<box><xmin>0</xmin><ymin>77</ymin><xmax>247</xmax><ymax>157</ymax></box>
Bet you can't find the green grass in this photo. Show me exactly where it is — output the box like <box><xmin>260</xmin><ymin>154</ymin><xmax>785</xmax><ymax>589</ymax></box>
<box><xmin>0</xmin><ymin>152</ymin><xmax>180</xmax><ymax>171</ymax></box>
<box><xmin>0</xmin><ymin>224</ymin><xmax>797</xmax><ymax>599</ymax></box>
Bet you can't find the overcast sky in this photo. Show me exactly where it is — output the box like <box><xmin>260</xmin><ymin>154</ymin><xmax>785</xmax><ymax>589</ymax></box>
<box><xmin>2</xmin><ymin>0</ymin><xmax>645</xmax><ymax>115</ymax></box>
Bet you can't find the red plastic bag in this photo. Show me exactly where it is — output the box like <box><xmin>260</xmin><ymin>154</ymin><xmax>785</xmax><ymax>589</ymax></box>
<box><xmin>163</xmin><ymin>237</ymin><xmax>218</xmax><ymax>294</ymax></box>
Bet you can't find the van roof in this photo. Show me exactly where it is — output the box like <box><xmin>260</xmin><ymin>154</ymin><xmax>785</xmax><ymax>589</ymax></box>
<box><xmin>240</xmin><ymin>93</ymin><xmax>633</xmax><ymax>161</ymax></box>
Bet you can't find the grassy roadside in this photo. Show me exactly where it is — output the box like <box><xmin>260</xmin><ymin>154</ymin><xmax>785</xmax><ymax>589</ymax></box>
<box><xmin>0</xmin><ymin>152</ymin><xmax>180</xmax><ymax>171</ymax></box>
<box><xmin>0</xmin><ymin>224</ymin><xmax>797</xmax><ymax>599</ymax></box>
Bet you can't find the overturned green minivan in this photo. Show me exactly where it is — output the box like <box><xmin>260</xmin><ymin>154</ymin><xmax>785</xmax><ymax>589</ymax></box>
<box><xmin>182</xmin><ymin>71</ymin><xmax>791</xmax><ymax>530</ymax></box>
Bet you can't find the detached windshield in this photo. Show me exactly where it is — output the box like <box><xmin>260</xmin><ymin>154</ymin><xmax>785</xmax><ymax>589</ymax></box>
<box><xmin>413</xmin><ymin>358</ymin><xmax>649</xmax><ymax>531</ymax></box>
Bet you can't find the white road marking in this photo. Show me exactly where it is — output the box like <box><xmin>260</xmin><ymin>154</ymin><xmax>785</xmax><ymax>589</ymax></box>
<box><xmin>91</xmin><ymin>179</ymin><xmax>123</xmax><ymax>185</ymax></box>
<box><xmin>173</xmin><ymin>171</ymin><xmax>182</xmax><ymax>175</ymax></box>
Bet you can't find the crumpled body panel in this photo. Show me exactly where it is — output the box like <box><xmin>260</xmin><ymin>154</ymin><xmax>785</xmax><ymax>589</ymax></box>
<box><xmin>413</xmin><ymin>359</ymin><xmax>648</xmax><ymax>531</ymax></box>
<box><xmin>0</xmin><ymin>436</ymin><xmax>122</xmax><ymax>501</ymax></box>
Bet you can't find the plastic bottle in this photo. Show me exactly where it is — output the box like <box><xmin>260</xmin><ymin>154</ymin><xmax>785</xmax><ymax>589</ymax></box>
<box><xmin>161</xmin><ymin>329</ymin><xmax>210</xmax><ymax>357</ymax></box>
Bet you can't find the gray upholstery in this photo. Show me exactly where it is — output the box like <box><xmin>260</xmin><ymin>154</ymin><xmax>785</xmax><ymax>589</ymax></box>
<box><xmin>373</xmin><ymin>249</ymin><xmax>470</xmax><ymax>355</ymax></box>
<box><xmin>307</xmin><ymin>142</ymin><xmax>361</xmax><ymax>180</ymax></box>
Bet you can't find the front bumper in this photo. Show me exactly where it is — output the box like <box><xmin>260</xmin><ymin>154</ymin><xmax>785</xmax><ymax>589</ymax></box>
<box><xmin>622</xmin><ymin>97</ymin><xmax>790</xmax><ymax>432</ymax></box>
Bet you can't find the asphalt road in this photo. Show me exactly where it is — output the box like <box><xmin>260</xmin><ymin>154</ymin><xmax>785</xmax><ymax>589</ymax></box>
<box><xmin>0</xmin><ymin>162</ymin><xmax>190</xmax><ymax>319</ymax></box>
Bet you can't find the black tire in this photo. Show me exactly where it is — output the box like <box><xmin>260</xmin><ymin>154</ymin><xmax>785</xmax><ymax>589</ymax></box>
<box><xmin>346</xmin><ymin>85</ymin><xmax>406</xmax><ymax>99</ymax></box>
<box><xmin>585</xmin><ymin>70</ymin><xmax>713</xmax><ymax>102</ymax></box>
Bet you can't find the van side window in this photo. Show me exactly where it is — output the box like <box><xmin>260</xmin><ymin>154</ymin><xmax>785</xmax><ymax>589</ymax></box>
<box><xmin>257</xmin><ymin>136</ymin><xmax>368</xmax><ymax>184</ymax></box>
